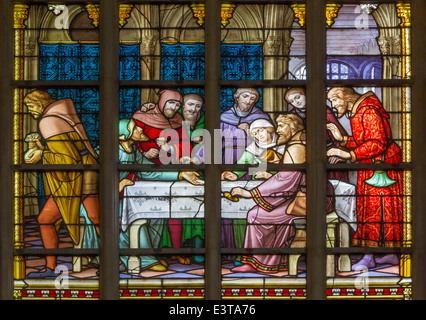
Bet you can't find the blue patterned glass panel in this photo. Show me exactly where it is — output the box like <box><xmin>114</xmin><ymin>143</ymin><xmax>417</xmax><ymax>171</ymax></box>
<box><xmin>119</xmin><ymin>44</ymin><xmax>141</xmax><ymax>118</ymax></box>
<box><xmin>160</xmin><ymin>43</ymin><xmax>263</xmax><ymax>112</ymax></box>
<box><xmin>220</xmin><ymin>44</ymin><xmax>263</xmax><ymax>112</ymax></box>
<box><xmin>161</xmin><ymin>44</ymin><xmax>205</xmax><ymax>81</ymax></box>
<box><xmin>221</xmin><ymin>44</ymin><xmax>262</xmax><ymax>80</ymax></box>
<box><xmin>39</xmin><ymin>44</ymin><xmax>141</xmax><ymax>143</ymax></box>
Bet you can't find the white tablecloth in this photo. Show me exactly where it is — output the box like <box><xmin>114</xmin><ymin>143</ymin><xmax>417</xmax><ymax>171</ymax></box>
<box><xmin>220</xmin><ymin>180</ymin><xmax>263</xmax><ymax>219</ymax></box>
<box><xmin>121</xmin><ymin>179</ymin><xmax>357</xmax><ymax>231</ymax></box>
<box><xmin>121</xmin><ymin>181</ymin><xmax>204</xmax><ymax>231</ymax></box>
<box><xmin>328</xmin><ymin>179</ymin><xmax>357</xmax><ymax>231</ymax></box>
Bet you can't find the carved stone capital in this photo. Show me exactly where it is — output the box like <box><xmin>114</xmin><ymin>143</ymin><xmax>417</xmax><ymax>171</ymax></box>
<box><xmin>14</xmin><ymin>4</ymin><xmax>29</xmax><ymax>29</ymax></box>
<box><xmin>290</xmin><ymin>4</ymin><xmax>306</xmax><ymax>28</ymax></box>
<box><xmin>265</xmin><ymin>36</ymin><xmax>282</xmax><ymax>55</ymax></box>
<box><xmin>377</xmin><ymin>34</ymin><xmax>401</xmax><ymax>55</ymax></box>
<box><xmin>396</xmin><ymin>3</ymin><xmax>411</xmax><ymax>27</ymax></box>
<box><xmin>141</xmin><ymin>34</ymin><xmax>159</xmax><ymax>55</ymax></box>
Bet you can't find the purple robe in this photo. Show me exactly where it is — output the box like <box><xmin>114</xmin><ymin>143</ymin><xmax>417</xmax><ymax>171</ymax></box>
<box><xmin>241</xmin><ymin>171</ymin><xmax>335</xmax><ymax>272</ymax></box>
<box><xmin>240</xmin><ymin>171</ymin><xmax>306</xmax><ymax>272</ymax></box>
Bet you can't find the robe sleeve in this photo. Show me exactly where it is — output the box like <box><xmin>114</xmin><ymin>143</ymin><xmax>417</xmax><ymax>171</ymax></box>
<box><xmin>249</xmin><ymin>171</ymin><xmax>305</xmax><ymax>212</ymax></box>
<box><xmin>134</xmin><ymin>156</ymin><xmax>180</xmax><ymax>181</ymax></box>
<box><xmin>344</xmin><ymin>106</ymin><xmax>388</xmax><ymax>162</ymax></box>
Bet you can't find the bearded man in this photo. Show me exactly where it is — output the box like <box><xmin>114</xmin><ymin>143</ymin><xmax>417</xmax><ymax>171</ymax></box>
<box><xmin>326</xmin><ymin>86</ymin><xmax>403</xmax><ymax>270</ymax></box>
<box><xmin>132</xmin><ymin>90</ymin><xmax>191</xmax><ymax>165</ymax></box>
<box><xmin>24</xmin><ymin>90</ymin><xmax>99</xmax><ymax>278</ymax></box>
<box><xmin>132</xmin><ymin>90</ymin><xmax>193</xmax><ymax>262</ymax></box>
<box><xmin>181</xmin><ymin>93</ymin><xmax>205</xmax><ymax>163</ymax></box>
<box><xmin>220</xmin><ymin>88</ymin><xmax>272</xmax><ymax>164</ymax></box>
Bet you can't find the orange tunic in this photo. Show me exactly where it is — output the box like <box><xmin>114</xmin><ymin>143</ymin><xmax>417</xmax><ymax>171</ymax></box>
<box><xmin>343</xmin><ymin>92</ymin><xmax>403</xmax><ymax>247</ymax></box>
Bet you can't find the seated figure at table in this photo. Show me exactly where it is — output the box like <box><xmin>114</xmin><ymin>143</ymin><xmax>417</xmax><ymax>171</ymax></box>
<box><xmin>229</xmin><ymin>113</ymin><xmax>335</xmax><ymax>273</ymax></box>
<box><xmin>181</xmin><ymin>93</ymin><xmax>205</xmax><ymax>263</ymax></box>
<box><xmin>118</xmin><ymin>118</ymin><xmax>202</xmax><ymax>272</ymax></box>
<box><xmin>221</xmin><ymin>118</ymin><xmax>285</xmax><ymax>265</ymax></box>
<box><xmin>132</xmin><ymin>90</ymin><xmax>197</xmax><ymax>264</ymax></box>
<box><xmin>221</xmin><ymin>118</ymin><xmax>284</xmax><ymax>181</ymax></box>
<box><xmin>137</xmin><ymin>93</ymin><xmax>206</xmax><ymax>263</ymax></box>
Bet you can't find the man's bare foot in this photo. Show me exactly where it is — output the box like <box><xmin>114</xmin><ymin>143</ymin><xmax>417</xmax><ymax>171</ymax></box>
<box><xmin>231</xmin><ymin>264</ymin><xmax>257</xmax><ymax>273</ymax></box>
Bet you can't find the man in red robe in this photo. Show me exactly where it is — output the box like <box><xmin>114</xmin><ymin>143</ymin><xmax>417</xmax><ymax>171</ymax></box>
<box><xmin>132</xmin><ymin>90</ymin><xmax>192</xmax><ymax>263</ymax></box>
<box><xmin>132</xmin><ymin>90</ymin><xmax>191</xmax><ymax>164</ymax></box>
<box><xmin>326</xmin><ymin>87</ymin><xmax>403</xmax><ymax>270</ymax></box>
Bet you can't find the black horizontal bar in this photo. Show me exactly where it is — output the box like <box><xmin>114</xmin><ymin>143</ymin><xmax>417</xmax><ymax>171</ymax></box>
<box><xmin>15</xmin><ymin>247</ymin><xmax>415</xmax><ymax>256</ymax></box>
<box><xmin>119</xmin><ymin>163</ymin><xmax>305</xmax><ymax>171</ymax></box>
<box><xmin>14</xmin><ymin>249</ymin><xmax>99</xmax><ymax>255</ymax></box>
<box><xmin>13</xmin><ymin>163</ymin><xmax>412</xmax><ymax>172</ymax></box>
<box><xmin>13</xmin><ymin>0</ymin><xmax>99</xmax><ymax>3</ymax></box>
<box><xmin>14</xmin><ymin>247</ymin><xmax>309</xmax><ymax>255</ymax></box>
<box><xmin>119</xmin><ymin>80</ymin><xmax>205</xmax><ymax>88</ymax></box>
<box><xmin>11</xmin><ymin>80</ymin><xmax>414</xmax><ymax>89</ymax></box>
<box><xmin>327</xmin><ymin>0</ymin><xmax>412</xmax><ymax>4</ymax></box>
<box><xmin>119</xmin><ymin>164</ymin><xmax>206</xmax><ymax>171</ymax></box>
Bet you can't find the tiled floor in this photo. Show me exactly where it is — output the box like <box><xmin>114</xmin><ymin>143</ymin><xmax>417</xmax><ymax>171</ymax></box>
<box><xmin>22</xmin><ymin>217</ymin><xmax>400</xmax><ymax>280</ymax></box>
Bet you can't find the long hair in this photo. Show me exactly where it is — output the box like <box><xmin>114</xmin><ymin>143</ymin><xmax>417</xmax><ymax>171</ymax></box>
<box><xmin>233</xmin><ymin>88</ymin><xmax>260</xmax><ymax>104</ymax></box>
<box><xmin>327</xmin><ymin>87</ymin><xmax>360</xmax><ymax>104</ymax></box>
<box><xmin>24</xmin><ymin>90</ymin><xmax>55</xmax><ymax>109</ymax></box>
<box><xmin>284</xmin><ymin>87</ymin><xmax>305</xmax><ymax>103</ymax></box>
<box><xmin>276</xmin><ymin>113</ymin><xmax>304</xmax><ymax>133</ymax></box>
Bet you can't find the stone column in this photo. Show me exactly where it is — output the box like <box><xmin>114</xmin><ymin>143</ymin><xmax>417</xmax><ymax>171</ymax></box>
<box><xmin>262</xmin><ymin>5</ymin><xmax>294</xmax><ymax>114</ymax></box>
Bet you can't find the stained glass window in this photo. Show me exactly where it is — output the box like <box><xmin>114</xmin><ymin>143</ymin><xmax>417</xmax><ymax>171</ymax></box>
<box><xmin>3</xmin><ymin>0</ymin><xmax>425</xmax><ymax>302</ymax></box>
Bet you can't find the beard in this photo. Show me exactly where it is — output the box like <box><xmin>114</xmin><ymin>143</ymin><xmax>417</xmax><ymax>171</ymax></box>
<box><xmin>277</xmin><ymin>131</ymin><xmax>292</xmax><ymax>145</ymax></box>
<box><xmin>335</xmin><ymin>102</ymin><xmax>349</xmax><ymax>118</ymax></box>
<box><xmin>183</xmin><ymin>112</ymin><xmax>197</xmax><ymax>128</ymax></box>
<box><xmin>163</xmin><ymin>108</ymin><xmax>177</xmax><ymax>119</ymax></box>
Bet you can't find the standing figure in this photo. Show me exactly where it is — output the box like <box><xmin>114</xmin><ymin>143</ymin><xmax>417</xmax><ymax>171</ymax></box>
<box><xmin>157</xmin><ymin>93</ymin><xmax>206</xmax><ymax>263</ymax></box>
<box><xmin>220</xmin><ymin>88</ymin><xmax>272</xmax><ymax>164</ymax></box>
<box><xmin>326</xmin><ymin>87</ymin><xmax>403</xmax><ymax>269</ymax></box>
<box><xmin>285</xmin><ymin>87</ymin><xmax>349</xmax><ymax>181</ymax></box>
<box><xmin>24</xmin><ymin>90</ymin><xmax>100</xmax><ymax>278</ymax></box>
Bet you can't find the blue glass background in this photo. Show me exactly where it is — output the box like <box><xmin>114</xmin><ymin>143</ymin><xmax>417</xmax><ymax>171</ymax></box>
<box><xmin>161</xmin><ymin>43</ymin><xmax>263</xmax><ymax>112</ymax></box>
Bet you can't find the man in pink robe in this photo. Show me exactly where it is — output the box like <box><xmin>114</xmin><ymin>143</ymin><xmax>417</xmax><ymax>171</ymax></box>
<box><xmin>228</xmin><ymin>113</ymin><xmax>335</xmax><ymax>273</ymax></box>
